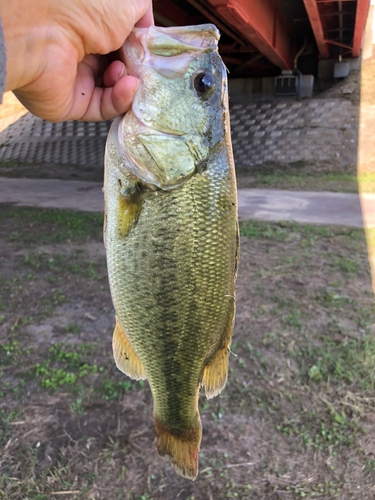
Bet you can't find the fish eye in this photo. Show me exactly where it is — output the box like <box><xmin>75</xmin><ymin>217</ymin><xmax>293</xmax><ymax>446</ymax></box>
<box><xmin>194</xmin><ymin>73</ymin><xmax>215</xmax><ymax>94</ymax></box>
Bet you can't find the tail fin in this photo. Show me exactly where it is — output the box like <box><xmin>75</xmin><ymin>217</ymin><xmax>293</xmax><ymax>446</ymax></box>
<box><xmin>154</xmin><ymin>416</ymin><xmax>202</xmax><ymax>480</ymax></box>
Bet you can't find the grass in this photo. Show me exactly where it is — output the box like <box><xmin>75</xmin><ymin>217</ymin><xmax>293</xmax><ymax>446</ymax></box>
<box><xmin>238</xmin><ymin>172</ymin><xmax>360</xmax><ymax>193</ymax></box>
<box><xmin>34</xmin><ymin>343</ymin><xmax>98</xmax><ymax>390</ymax></box>
<box><xmin>0</xmin><ymin>160</ymin><xmax>18</xmax><ymax>168</ymax></box>
<box><xmin>0</xmin><ymin>409</ymin><xmax>24</xmax><ymax>444</ymax></box>
<box><xmin>0</xmin><ymin>339</ymin><xmax>142</xmax><ymax>403</ymax></box>
<box><xmin>239</xmin><ymin>218</ymin><xmax>365</xmax><ymax>242</ymax></box>
<box><xmin>236</xmin><ymin>159</ymin><xmax>363</xmax><ymax>193</ymax></box>
<box><xmin>0</xmin><ymin>207</ymin><xmax>104</xmax><ymax>245</ymax></box>
<box><xmin>21</xmin><ymin>252</ymin><xmax>106</xmax><ymax>281</ymax></box>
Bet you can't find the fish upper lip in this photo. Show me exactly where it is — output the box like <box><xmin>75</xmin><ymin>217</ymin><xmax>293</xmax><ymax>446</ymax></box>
<box><xmin>127</xmin><ymin>110</ymin><xmax>184</xmax><ymax>139</ymax></box>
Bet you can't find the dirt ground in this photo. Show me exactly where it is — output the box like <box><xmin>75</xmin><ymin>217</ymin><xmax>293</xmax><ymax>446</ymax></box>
<box><xmin>316</xmin><ymin>70</ymin><xmax>361</xmax><ymax>105</ymax></box>
<box><xmin>0</xmin><ymin>207</ymin><xmax>374</xmax><ymax>499</ymax></box>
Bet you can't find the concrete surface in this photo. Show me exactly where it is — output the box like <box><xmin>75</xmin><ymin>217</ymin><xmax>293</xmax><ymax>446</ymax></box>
<box><xmin>230</xmin><ymin>99</ymin><xmax>358</xmax><ymax>168</ymax></box>
<box><xmin>238</xmin><ymin>188</ymin><xmax>368</xmax><ymax>227</ymax></box>
<box><xmin>0</xmin><ymin>96</ymin><xmax>359</xmax><ymax>173</ymax></box>
<box><xmin>1</xmin><ymin>178</ymin><xmax>103</xmax><ymax>213</ymax></box>
<box><xmin>0</xmin><ymin>177</ymin><xmax>370</xmax><ymax>228</ymax></box>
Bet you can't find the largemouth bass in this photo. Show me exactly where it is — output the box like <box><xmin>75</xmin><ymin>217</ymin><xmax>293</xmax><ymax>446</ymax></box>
<box><xmin>103</xmin><ymin>24</ymin><xmax>238</xmax><ymax>480</ymax></box>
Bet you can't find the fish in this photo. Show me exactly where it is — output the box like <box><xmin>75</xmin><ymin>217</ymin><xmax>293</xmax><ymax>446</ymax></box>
<box><xmin>103</xmin><ymin>24</ymin><xmax>238</xmax><ymax>480</ymax></box>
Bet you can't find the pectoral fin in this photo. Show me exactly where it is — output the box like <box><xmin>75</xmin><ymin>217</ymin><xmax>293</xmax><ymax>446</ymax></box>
<box><xmin>118</xmin><ymin>183</ymin><xmax>142</xmax><ymax>238</ymax></box>
<box><xmin>202</xmin><ymin>300</ymin><xmax>235</xmax><ymax>399</ymax></box>
<box><xmin>112</xmin><ymin>316</ymin><xmax>146</xmax><ymax>380</ymax></box>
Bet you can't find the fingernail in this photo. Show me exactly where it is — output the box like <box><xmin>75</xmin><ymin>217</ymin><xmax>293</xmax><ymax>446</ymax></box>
<box><xmin>119</xmin><ymin>63</ymin><xmax>126</xmax><ymax>78</ymax></box>
<box><xmin>130</xmin><ymin>77</ymin><xmax>139</xmax><ymax>93</ymax></box>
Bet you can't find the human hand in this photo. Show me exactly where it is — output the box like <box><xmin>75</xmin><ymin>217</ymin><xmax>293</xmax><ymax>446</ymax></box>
<box><xmin>0</xmin><ymin>0</ymin><xmax>153</xmax><ymax>122</ymax></box>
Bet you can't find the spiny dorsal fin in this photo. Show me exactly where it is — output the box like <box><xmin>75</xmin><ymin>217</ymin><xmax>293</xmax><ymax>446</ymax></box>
<box><xmin>112</xmin><ymin>316</ymin><xmax>146</xmax><ymax>380</ymax></box>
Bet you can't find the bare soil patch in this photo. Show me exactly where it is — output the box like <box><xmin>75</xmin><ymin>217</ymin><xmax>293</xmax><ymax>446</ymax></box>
<box><xmin>315</xmin><ymin>70</ymin><xmax>361</xmax><ymax>105</ymax></box>
<box><xmin>0</xmin><ymin>208</ymin><xmax>374</xmax><ymax>499</ymax></box>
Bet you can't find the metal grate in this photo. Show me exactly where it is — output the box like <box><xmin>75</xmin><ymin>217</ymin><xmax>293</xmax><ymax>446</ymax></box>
<box><xmin>274</xmin><ymin>75</ymin><xmax>298</xmax><ymax>96</ymax></box>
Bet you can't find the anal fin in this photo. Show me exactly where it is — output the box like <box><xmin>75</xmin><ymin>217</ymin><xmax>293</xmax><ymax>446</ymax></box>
<box><xmin>112</xmin><ymin>316</ymin><xmax>146</xmax><ymax>380</ymax></box>
<box><xmin>202</xmin><ymin>300</ymin><xmax>235</xmax><ymax>399</ymax></box>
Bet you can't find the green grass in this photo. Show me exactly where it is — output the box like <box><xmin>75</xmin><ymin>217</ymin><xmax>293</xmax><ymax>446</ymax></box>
<box><xmin>5</xmin><ymin>341</ymin><xmax>144</xmax><ymax>401</ymax></box>
<box><xmin>21</xmin><ymin>252</ymin><xmax>106</xmax><ymax>281</ymax></box>
<box><xmin>236</xmin><ymin>159</ymin><xmax>362</xmax><ymax>193</ymax></box>
<box><xmin>0</xmin><ymin>159</ymin><xmax>18</xmax><ymax>168</ymax></box>
<box><xmin>239</xmin><ymin>219</ymin><xmax>365</xmax><ymax>242</ymax></box>
<box><xmin>243</xmin><ymin>172</ymin><xmax>359</xmax><ymax>193</ymax></box>
<box><xmin>0</xmin><ymin>409</ymin><xmax>24</xmax><ymax>444</ymax></box>
<box><xmin>32</xmin><ymin>343</ymin><xmax>98</xmax><ymax>391</ymax></box>
<box><xmin>99</xmin><ymin>379</ymin><xmax>141</xmax><ymax>401</ymax></box>
<box><xmin>1</xmin><ymin>208</ymin><xmax>104</xmax><ymax>244</ymax></box>
<box><xmin>300</xmin><ymin>335</ymin><xmax>375</xmax><ymax>387</ymax></box>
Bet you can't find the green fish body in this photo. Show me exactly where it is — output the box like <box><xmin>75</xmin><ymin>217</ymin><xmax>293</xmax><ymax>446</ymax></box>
<box><xmin>103</xmin><ymin>24</ymin><xmax>238</xmax><ymax>480</ymax></box>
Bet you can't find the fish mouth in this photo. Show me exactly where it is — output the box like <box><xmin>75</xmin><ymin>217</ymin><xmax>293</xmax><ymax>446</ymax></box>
<box><xmin>119</xmin><ymin>24</ymin><xmax>220</xmax><ymax>79</ymax></box>
<box><xmin>118</xmin><ymin>113</ymin><xmax>207</xmax><ymax>190</ymax></box>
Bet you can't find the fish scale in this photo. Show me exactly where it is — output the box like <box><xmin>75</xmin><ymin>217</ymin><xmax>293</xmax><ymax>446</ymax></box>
<box><xmin>104</xmin><ymin>24</ymin><xmax>238</xmax><ymax>480</ymax></box>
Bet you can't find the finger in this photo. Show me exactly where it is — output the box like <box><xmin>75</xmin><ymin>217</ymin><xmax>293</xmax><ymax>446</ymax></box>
<box><xmin>111</xmin><ymin>76</ymin><xmax>138</xmax><ymax>114</ymax></box>
<box><xmin>136</xmin><ymin>4</ymin><xmax>154</xmax><ymax>28</ymax></box>
<box><xmin>78</xmin><ymin>76</ymin><xmax>138</xmax><ymax>121</ymax></box>
<box><xmin>103</xmin><ymin>60</ymin><xmax>127</xmax><ymax>87</ymax></box>
<box><xmin>80</xmin><ymin>54</ymin><xmax>100</xmax><ymax>79</ymax></box>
